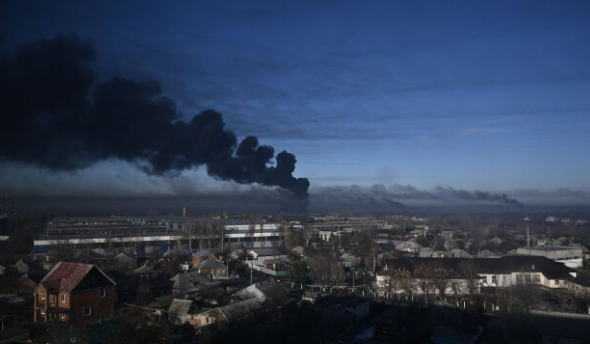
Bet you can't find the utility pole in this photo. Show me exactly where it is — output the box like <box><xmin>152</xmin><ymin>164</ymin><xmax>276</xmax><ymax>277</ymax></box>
<box><xmin>219</xmin><ymin>213</ymin><xmax>225</xmax><ymax>255</ymax></box>
<box><xmin>249</xmin><ymin>257</ymin><xmax>255</xmax><ymax>285</ymax></box>
<box><xmin>525</xmin><ymin>217</ymin><xmax>531</xmax><ymax>248</ymax></box>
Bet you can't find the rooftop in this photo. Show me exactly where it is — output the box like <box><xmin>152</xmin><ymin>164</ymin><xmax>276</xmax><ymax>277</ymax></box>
<box><xmin>41</xmin><ymin>261</ymin><xmax>115</xmax><ymax>293</ymax></box>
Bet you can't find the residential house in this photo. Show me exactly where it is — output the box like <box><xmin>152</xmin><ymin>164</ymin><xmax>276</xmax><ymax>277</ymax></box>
<box><xmin>113</xmin><ymin>253</ymin><xmax>136</xmax><ymax>271</ymax></box>
<box><xmin>247</xmin><ymin>248</ymin><xmax>289</xmax><ymax>264</ymax></box>
<box><xmin>34</xmin><ymin>262</ymin><xmax>117</xmax><ymax>325</ymax></box>
<box><xmin>160</xmin><ymin>250</ymin><xmax>192</xmax><ymax>265</ymax></box>
<box><xmin>168</xmin><ymin>299</ymin><xmax>197</xmax><ymax>325</ymax></box>
<box><xmin>130</xmin><ymin>264</ymin><xmax>158</xmax><ymax>279</ymax></box>
<box><xmin>233</xmin><ymin>280</ymin><xmax>289</xmax><ymax>305</ymax></box>
<box><xmin>245</xmin><ymin>249</ymin><xmax>291</xmax><ymax>276</ymax></box>
<box><xmin>169</xmin><ymin>271</ymin><xmax>211</xmax><ymax>295</ymax></box>
<box><xmin>191</xmin><ymin>250</ymin><xmax>217</xmax><ymax>267</ymax></box>
<box><xmin>188</xmin><ymin>298</ymin><xmax>264</xmax><ymax>328</ymax></box>
<box><xmin>13</xmin><ymin>260</ymin><xmax>29</xmax><ymax>274</ymax></box>
<box><xmin>192</xmin><ymin>259</ymin><xmax>228</xmax><ymax>278</ymax></box>
<box><xmin>340</xmin><ymin>252</ymin><xmax>360</xmax><ymax>268</ymax></box>
<box><xmin>18</xmin><ymin>274</ymin><xmax>37</xmax><ymax>294</ymax></box>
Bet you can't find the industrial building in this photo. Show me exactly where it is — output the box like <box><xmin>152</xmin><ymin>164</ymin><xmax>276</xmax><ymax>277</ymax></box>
<box><xmin>33</xmin><ymin>216</ymin><xmax>292</xmax><ymax>257</ymax></box>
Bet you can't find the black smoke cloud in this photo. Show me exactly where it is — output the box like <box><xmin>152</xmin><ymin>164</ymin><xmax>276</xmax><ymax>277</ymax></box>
<box><xmin>0</xmin><ymin>36</ymin><xmax>309</xmax><ymax>211</ymax></box>
<box><xmin>311</xmin><ymin>184</ymin><xmax>523</xmax><ymax>211</ymax></box>
<box><xmin>433</xmin><ymin>187</ymin><xmax>523</xmax><ymax>207</ymax></box>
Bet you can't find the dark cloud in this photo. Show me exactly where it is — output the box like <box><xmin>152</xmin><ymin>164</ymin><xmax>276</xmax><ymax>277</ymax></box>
<box><xmin>0</xmin><ymin>35</ymin><xmax>309</xmax><ymax>212</ymax></box>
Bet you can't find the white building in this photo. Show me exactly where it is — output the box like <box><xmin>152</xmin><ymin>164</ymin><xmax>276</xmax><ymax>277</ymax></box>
<box><xmin>376</xmin><ymin>256</ymin><xmax>578</xmax><ymax>294</ymax></box>
<box><xmin>516</xmin><ymin>246</ymin><xmax>583</xmax><ymax>269</ymax></box>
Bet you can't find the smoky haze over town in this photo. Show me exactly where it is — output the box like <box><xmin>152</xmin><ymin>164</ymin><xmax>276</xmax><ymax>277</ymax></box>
<box><xmin>1</xmin><ymin>1</ymin><xmax>590</xmax><ymax>344</ymax></box>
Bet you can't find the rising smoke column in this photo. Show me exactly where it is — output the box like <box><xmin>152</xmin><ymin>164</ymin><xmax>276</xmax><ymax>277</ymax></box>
<box><xmin>0</xmin><ymin>35</ymin><xmax>310</xmax><ymax>211</ymax></box>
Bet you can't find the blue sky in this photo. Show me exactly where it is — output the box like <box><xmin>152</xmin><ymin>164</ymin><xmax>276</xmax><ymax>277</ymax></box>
<box><xmin>1</xmin><ymin>0</ymin><xmax>590</xmax><ymax>202</ymax></box>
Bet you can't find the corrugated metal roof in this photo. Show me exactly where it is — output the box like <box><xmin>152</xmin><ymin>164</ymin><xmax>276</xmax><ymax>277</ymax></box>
<box><xmin>168</xmin><ymin>299</ymin><xmax>194</xmax><ymax>315</ymax></box>
<box><xmin>41</xmin><ymin>261</ymin><xmax>115</xmax><ymax>293</ymax></box>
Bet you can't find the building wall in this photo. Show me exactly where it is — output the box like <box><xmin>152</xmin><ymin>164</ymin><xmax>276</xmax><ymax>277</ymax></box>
<box><xmin>70</xmin><ymin>286</ymin><xmax>116</xmax><ymax>325</ymax></box>
<box><xmin>188</xmin><ymin>311</ymin><xmax>223</xmax><ymax>328</ymax></box>
<box><xmin>35</xmin><ymin>285</ymin><xmax>116</xmax><ymax>325</ymax></box>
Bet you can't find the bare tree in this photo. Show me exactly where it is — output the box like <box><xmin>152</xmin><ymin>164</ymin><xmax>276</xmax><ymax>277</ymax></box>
<box><xmin>430</xmin><ymin>263</ymin><xmax>451</xmax><ymax>300</ymax></box>
<box><xmin>384</xmin><ymin>267</ymin><xmax>405</xmax><ymax>300</ymax></box>
<box><xmin>458</xmin><ymin>260</ymin><xmax>479</xmax><ymax>298</ymax></box>
<box><xmin>398</xmin><ymin>268</ymin><xmax>416</xmax><ymax>302</ymax></box>
<box><xmin>307</xmin><ymin>250</ymin><xmax>346</xmax><ymax>286</ymax></box>
<box><xmin>557</xmin><ymin>281</ymin><xmax>589</xmax><ymax>313</ymax></box>
<box><xmin>414</xmin><ymin>263</ymin><xmax>434</xmax><ymax>304</ymax></box>
<box><xmin>301</xmin><ymin>223</ymin><xmax>315</xmax><ymax>248</ymax></box>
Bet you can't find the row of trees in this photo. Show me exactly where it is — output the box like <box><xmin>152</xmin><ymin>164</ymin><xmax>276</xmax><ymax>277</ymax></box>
<box><xmin>380</xmin><ymin>261</ymin><xmax>479</xmax><ymax>304</ymax></box>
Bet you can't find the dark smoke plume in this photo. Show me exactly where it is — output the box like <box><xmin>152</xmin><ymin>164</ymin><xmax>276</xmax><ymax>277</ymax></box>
<box><xmin>433</xmin><ymin>187</ymin><xmax>523</xmax><ymax>207</ymax></box>
<box><xmin>311</xmin><ymin>184</ymin><xmax>523</xmax><ymax>211</ymax></box>
<box><xmin>0</xmin><ymin>36</ymin><xmax>309</xmax><ymax>211</ymax></box>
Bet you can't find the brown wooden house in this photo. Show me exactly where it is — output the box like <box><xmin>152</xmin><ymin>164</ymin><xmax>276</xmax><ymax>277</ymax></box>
<box><xmin>34</xmin><ymin>262</ymin><xmax>117</xmax><ymax>325</ymax></box>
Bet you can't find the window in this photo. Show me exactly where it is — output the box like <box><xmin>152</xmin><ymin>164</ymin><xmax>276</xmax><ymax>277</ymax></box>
<box><xmin>83</xmin><ymin>306</ymin><xmax>92</xmax><ymax>317</ymax></box>
<box><xmin>99</xmin><ymin>288</ymin><xmax>106</xmax><ymax>298</ymax></box>
<box><xmin>60</xmin><ymin>313</ymin><xmax>66</xmax><ymax>321</ymax></box>
<box><xmin>40</xmin><ymin>309</ymin><xmax>45</xmax><ymax>315</ymax></box>
<box><xmin>39</xmin><ymin>293</ymin><xmax>45</xmax><ymax>300</ymax></box>
<box><xmin>61</xmin><ymin>293</ymin><xmax>66</xmax><ymax>303</ymax></box>
<box><xmin>492</xmin><ymin>275</ymin><xmax>497</xmax><ymax>284</ymax></box>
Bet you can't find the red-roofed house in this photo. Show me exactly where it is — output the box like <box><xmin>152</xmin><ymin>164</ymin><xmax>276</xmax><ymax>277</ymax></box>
<box><xmin>34</xmin><ymin>262</ymin><xmax>117</xmax><ymax>325</ymax></box>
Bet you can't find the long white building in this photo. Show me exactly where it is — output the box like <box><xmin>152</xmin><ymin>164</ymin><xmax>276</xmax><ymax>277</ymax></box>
<box><xmin>34</xmin><ymin>216</ymin><xmax>292</xmax><ymax>256</ymax></box>
<box><xmin>516</xmin><ymin>246</ymin><xmax>584</xmax><ymax>269</ymax></box>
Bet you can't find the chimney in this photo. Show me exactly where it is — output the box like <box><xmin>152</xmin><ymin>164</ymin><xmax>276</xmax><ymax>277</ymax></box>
<box><xmin>182</xmin><ymin>207</ymin><xmax>187</xmax><ymax>218</ymax></box>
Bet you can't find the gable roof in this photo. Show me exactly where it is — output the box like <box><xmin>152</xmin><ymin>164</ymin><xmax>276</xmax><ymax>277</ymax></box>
<box><xmin>192</xmin><ymin>249</ymin><xmax>213</xmax><ymax>259</ymax></box>
<box><xmin>170</xmin><ymin>271</ymin><xmax>211</xmax><ymax>292</ymax></box>
<box><xmin>13</xmin><ymin>259</ymin><xmax>28</xmax><ymax>268</ymax></box>
<box><xmin>218</xmin><ymin>298</ymin><xmax>264</xmax><ymax>321</ymax></box>
<box><xmin>40</xmin><ymin>261</ymin><xmax>116</xmax><ymax>293</ymax></box>
<box><xmin>168</xmin><ymin>299</ymin><xmax>194</xmax><ymax>315</ymax></box>
<box><xmin>114</xmin><ymin>253</ymin><xmax>134</xmax><ymax>261</ymax></box>
<box><xmin>132</xmin><ymin>264</ymin><xmax>157</xmax><ymax>275</ymax></box>
<box><xmin>163</xmin><ymin>250</ymin><xmax>192</xmax><ymax>258</ymax></box>
<box><xmin>234</xmin><ymin>280</ymin><xmax>289</xmax><ymax>301</ymax></box>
